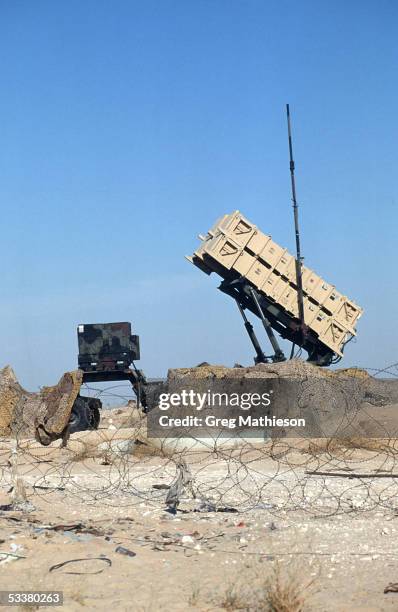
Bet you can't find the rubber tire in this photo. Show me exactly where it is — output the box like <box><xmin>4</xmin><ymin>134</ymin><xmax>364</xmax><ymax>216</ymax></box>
<box><xmin>69</xmin><ymin>397</ymin><xmax>101</xmax><ymax>433</ymax></box>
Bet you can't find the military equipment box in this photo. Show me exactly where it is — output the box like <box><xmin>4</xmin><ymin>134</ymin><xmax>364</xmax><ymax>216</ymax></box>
<box><xmin>187</xmin><ymin>211</ymin><xmax>363</xmax><ymax>359</ymax></box>
<box><xmin>77</xmin><ymin>322</ymin><xmax>140</xmax><ymax>372</ymax></box>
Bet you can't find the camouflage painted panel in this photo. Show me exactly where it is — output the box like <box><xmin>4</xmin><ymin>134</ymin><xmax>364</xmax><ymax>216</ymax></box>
<box><xmin>78</xmin><ymin>322</ymin><xmax>131</xmax><ymax>353</ymax></box>
<box><xmin>77</xmin><ymin>322</ymin><xmax>140</xmax><ymax>364</ymax></box>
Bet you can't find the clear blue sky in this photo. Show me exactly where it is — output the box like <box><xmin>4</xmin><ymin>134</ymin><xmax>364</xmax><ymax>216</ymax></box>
<box><xmin>0</xmin><ymin>1</ymin><xmax>397</xmax><ymax>389</ymax></box>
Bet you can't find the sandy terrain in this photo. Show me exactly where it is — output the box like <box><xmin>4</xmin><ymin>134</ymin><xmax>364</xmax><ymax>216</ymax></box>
<box><xmin>1</xmin><ymin>408</ymin><xmax>398</xmax><ymax>611</ymax></box>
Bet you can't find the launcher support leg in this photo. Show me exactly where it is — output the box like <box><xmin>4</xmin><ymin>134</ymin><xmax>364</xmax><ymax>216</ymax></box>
<box><xmin>248</xmin><ymin>288</ymin><xmax>286</xmax><ymax>363</ymax></box>
<box><xmin>235</xmin><ymin>300</ymin><xmax>268</xmax><ymax>364</ymax></box>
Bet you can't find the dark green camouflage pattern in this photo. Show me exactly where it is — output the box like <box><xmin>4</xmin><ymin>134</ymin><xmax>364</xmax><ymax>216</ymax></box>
<box><xmin>77</xmin><ymin>322</ymin><xmax>140</xmax><ymax>371</ymax></box>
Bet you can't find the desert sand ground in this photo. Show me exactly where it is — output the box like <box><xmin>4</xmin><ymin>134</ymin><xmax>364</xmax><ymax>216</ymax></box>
<box><xmin>1</xmin><ymin>407</ymin><xmax>398</xmax><ymax>611</ymax></box>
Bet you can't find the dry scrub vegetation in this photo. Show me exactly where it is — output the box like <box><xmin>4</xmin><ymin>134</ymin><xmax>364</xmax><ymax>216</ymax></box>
<box><xmin>193</xmin><ymin>562</ymin><xmax>315</xmax><ymax>612</ymax></box>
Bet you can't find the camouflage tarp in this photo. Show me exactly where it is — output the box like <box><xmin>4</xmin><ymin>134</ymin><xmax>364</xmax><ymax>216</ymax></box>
<box><xmin>0</xmin><ymin>366</ymin><xmax>82</xmax><ymax>445</ymax></box>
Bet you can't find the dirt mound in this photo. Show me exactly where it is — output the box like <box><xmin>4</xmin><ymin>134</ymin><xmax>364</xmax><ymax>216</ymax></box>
<box><xmin>168</xmin><ymin>360</ymin><xmax>394</xmax><ymax>404</ymax></box>
<box><xmin>170</xmin><ymin>359</ymin><xmax>370</xmax><ymax>380</ymax></box>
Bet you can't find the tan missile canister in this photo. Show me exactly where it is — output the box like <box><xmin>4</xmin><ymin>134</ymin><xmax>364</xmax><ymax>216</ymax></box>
<box><xmin>188</xmin><ymin>211</ymin><xmax>363</xmax><ymax>357</ymax></box>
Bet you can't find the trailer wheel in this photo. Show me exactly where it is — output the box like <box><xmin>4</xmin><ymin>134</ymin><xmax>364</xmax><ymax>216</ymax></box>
<box><xmin>69</xmin><ymin>396</ymin><xmax>101</xmax><ymax>433</ymax></box>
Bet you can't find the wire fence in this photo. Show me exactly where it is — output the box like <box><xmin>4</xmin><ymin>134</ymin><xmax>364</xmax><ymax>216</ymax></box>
<box><xmin>1</xmin><ymin>361</ymin><xmax>398</xmax><ymax>519</ymax></box>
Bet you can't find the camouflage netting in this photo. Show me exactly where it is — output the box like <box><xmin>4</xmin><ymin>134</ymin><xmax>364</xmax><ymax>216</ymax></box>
<box><xmin>0</xmin><ymin>366</ymin><xmax>82</xmax><ymax>444</ymax></box>
<box><xmin>0</xmin><ymin>366</ymin><xmax>28</xmax><ymax>437</ymax></box>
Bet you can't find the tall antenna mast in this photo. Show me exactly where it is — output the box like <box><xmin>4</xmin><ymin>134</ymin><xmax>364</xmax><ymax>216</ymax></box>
<box><xmin>286</xmin><ymin>104</ymin><xmax>306</xmax><ymax>342</ymax></box>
